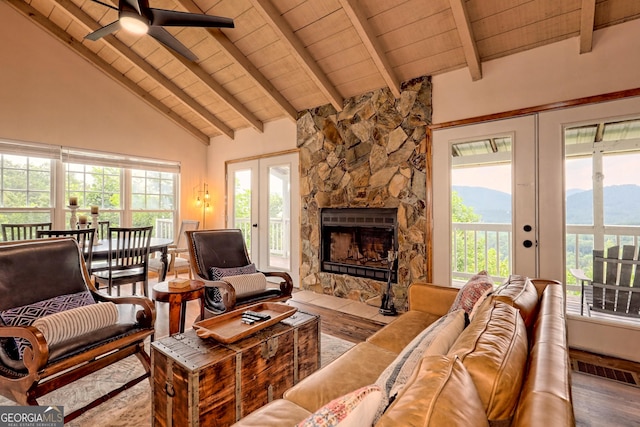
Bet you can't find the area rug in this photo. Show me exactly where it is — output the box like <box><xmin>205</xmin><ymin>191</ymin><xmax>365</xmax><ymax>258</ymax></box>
<box><xmin>0</xmin><ymin>333</ymin><xmax>355</xmax><ymax>426</ymax></box>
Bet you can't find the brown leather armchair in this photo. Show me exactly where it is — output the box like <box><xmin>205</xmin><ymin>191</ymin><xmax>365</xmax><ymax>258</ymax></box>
<box><xmin>0</xmin><ymin>238</ymin><xmax>155</xmax><ymax>422</ymax></box>
<box><xmin>186</xmin><ymin>229</ymin><xmax>293</xmax><ymax>316</ymax></box>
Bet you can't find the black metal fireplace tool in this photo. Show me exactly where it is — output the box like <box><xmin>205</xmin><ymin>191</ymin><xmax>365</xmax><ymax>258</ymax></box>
<box><xmin>379</xmin><ymin>250</ymin><xmax>398</xmax><ymax>316</ymax></box>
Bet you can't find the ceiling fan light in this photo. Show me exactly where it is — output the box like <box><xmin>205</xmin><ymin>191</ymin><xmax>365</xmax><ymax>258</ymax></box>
<box><xmin>120</xmin><ymin>16</ymin><xmax>149</xmax><ymax>35</ymax></box>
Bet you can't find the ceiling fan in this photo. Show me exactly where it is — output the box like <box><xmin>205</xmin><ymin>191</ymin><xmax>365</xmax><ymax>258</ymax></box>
<box><xmin>85</xmin><ymin>0</ymin><xmax>234</xmax><ymax>61</ymax></box>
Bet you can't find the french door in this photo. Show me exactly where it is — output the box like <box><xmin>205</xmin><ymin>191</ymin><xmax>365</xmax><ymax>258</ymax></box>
<box><xmin>226</xmin><ymin>152</ymin><xmax>299</xmax><ymax>285</ymax></box>
<box><xmin>432</xmin><ymin>116</ymin><xmax>540</xmax><ymax>286</ymax></box>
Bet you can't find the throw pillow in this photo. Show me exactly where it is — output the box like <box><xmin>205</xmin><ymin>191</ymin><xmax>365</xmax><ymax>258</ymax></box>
<box><xmin>221</xmin><ymin>273</ymin><xmax>268</xmax><ymax>297</ymax></box>
<box><xmin>296</xmin><ymin>384</ymin><xmax>383</xmax><ymax>427</ymax></box>
<box><xmin>208</xmin><ymin>263</ymin><xmax>257</xmax><ymax>281</ymax></box>
<box><xmin>374</xmin><ymin>309</ymin><xmax>466</xmax><ymax>422</ymax></box>
<box><xmin>0</xmin><ymin>291</ymin><xmax>95</xmax><ymax>358</ymax></box>
<box><xmin>448</xmin><ymin>271</ymin><xmax>495</xmax><ymax>317</ymax></box>
<box><xmin>32</xmin><ymin>302</ymin><xmax>119</xmax><ymax>346</ymax></box>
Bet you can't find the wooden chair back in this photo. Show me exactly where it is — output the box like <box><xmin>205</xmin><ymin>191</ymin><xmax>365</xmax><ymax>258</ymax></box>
<box><xmin>591</xmin><ymin>245</ymin><xmax>640</xmax><ymax>318</ymax></box>
<box><xmin>36</xmin><ymin>228</ymin><xmax>95</xmax><ymax>272</ymax></box>
<box><xmin>1</xmin><ymin>222</ymin><xmax>52</xmax><ymax>241</ymax></box>
<box><xmin>96</xmin><ymin>226</ymin><xmax>152</xmax><ymax>296</ymax></box>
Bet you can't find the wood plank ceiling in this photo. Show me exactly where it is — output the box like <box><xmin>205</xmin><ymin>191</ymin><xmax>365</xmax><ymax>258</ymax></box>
<box><xmin>7</xmin><ymin>0</ymin><xmax>640</xmax><ymax>144</ymax></box>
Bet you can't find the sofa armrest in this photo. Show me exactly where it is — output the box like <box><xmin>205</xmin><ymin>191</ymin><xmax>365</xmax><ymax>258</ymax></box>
<box><xmin>408</xmin><ymin>282</ymin><xmax>458</xmax><ymax>316</ymax></box>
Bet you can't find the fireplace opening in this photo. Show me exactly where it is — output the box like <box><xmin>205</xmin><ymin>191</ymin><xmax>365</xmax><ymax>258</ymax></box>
<box><xmin>320</xmin><ymin>208</ymin><xmax>397</xmax><ymax>282</ymax></box>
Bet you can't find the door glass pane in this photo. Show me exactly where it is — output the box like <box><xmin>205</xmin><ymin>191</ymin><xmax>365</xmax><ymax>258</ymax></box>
<box><xmin>450</xmin><ymin>137</ymin><xmax>512</xmax><ymax>285</ymax></box>
<box><xmin>565</xmin><ymin>118</ymin><xmax>640</xmax><ymax>321</ymax></box>
<box><xmin>267</xmin><ymin>164</ymin><xmax>291</xmax><ymax>270</ymax></box>
<box><xmin>233</xmin><ymin>169</ymin><xmax>252</xmax><ymax>254</ymax></box>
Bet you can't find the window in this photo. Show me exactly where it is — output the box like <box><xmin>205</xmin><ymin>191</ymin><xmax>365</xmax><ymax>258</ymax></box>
<box><xmin>131</xmin><ymin>169</ymin><xmax>176</xmax><ymax>234</ymax></box>
<box><xmin>65</xmin><ymin>163</ymin><xmax>122</xmax><ymax>227</ymax></box>
<box><xmin>0</xmin><ymin>140</ymin><xmax>57</xmax><ymax>226</ymax></box>
<box><xmin>0</xmin><ymin>139</ymin><xmax>180</xmax><ymax>240</ymax></box>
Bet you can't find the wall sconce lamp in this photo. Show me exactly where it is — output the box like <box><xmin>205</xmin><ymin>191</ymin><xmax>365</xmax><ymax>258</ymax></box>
<box><xmin>194</xmin><ymin>183</ymin><xmax>210</xmax><ymax>228</ymax></box>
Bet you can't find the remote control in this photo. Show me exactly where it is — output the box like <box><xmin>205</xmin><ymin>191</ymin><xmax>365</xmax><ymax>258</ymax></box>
<box><xmin>243</xmin><ymin>310</ymin><xmax>271</xmax><ymax>321</ymax></box>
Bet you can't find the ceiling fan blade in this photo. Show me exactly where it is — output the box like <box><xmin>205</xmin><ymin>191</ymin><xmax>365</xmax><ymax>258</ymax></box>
<box><xmin>148</xmin><ymin>26</ymin><xmax>198</xmax><ymax>61</ymax></box>
<box><xmin>124</xmin><ymin>0</ymin><xmax>147</xmax><ymax>15</ymax></box>
<box><xmin>85</xmin><ymin>21</ymin><xmax>121</xmax><ymax>41</ymax></box>
<box><xmin>148</xmin><ymin>9</ymin><xmax>234</xmax><ymax>29</ymax></box>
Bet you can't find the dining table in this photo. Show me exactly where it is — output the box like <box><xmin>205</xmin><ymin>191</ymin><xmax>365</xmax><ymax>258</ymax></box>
<box><xmin>91</xmin><ymin>237</ymin><xmax>174</xmax><ymax>282</ymax></box>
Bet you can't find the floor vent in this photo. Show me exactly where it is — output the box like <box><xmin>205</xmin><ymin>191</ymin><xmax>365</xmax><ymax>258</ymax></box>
<box><xmin>573</xmin><ymin>360</ymin><xmax>640</xmax><ymax>387</ymax></box>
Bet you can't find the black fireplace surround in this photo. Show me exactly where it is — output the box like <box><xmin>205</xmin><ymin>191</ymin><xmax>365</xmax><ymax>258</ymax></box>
<box><xmin>320</xmin><ymin>208</ymin><xmax>398</xmax><ymax>282</ymax></box>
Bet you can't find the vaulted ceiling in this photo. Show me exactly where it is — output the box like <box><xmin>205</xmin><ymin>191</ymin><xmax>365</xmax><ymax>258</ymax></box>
<box><xmin>8</xmin><ymin>0</ymin><xmax>640</xmax><ymax>144</ymax></box>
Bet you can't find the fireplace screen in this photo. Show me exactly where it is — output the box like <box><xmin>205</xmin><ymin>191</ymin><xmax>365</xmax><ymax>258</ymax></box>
<box><xmin>320</xmin><ymin>208</ymin><xmax>397</xmax><ymax>282</ymax></box>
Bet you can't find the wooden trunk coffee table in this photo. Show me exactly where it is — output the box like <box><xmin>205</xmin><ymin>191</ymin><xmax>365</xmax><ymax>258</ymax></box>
<box><xmin>151</xmin><ymin>310</ymin><xmax>320</xmax><ymax>426</ymax></box>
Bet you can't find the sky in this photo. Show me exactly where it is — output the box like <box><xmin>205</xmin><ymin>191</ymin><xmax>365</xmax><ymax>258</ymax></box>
<box><xmin>452</xmin><ymin>152</ymin><xmax>640</xmax><ymax>194</ymax></box>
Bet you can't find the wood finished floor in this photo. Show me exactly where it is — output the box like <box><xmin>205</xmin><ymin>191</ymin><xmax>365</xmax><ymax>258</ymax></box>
<box><xmin>143</xmin><ymin>277</ymin><xmax>640</xmax><ymax>426</ymax></box>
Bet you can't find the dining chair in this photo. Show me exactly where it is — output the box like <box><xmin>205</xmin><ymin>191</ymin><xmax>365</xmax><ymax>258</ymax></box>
<box><xmin>36</xmin><ymin>228</ymin><xmax>96</xmax><ymax>272</ymax></box>
<box><xmin>149</xmin><ymin>219</ymin><xmax>200</xmax><ymax>279</ymax></box>
<box><xmin>93</xmin><ymin>226</ymin><xmax>153</xmax><ymax>297</ymax></box>
<box><xmin>1</xmin><ymin>222</ymin><xmax>52</xmax><ymax>241</ymax></box>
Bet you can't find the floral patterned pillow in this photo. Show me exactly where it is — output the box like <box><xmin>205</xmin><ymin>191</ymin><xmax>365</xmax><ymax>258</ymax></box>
<box><xmin>297</xmin><ymin>385</ymin><xmax>383</xmax><ymax>427</ymax></box>
<box><xmin>448</xmin><ymin>271</ymin><xmax>495</xmax><ymax>317</ymax></box>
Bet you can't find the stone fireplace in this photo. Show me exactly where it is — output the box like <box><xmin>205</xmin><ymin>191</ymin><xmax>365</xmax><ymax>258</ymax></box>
<box><xmin>297</xmin><ymin>76</ymin><xmax>431</xmax><ymax>311</ymax></box>
<box><xmin>320</xmin><ymin>207</ymin><xmax>397</xmax><ymax>282</ymax></box>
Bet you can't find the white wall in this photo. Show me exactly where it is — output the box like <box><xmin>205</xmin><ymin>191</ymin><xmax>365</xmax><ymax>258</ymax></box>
<box><xmin>207</xmin><ymin>119</ymin><xmax>297</xmax><ymax>229</ymax></box>
<box><xmin>433</xmin><ymin>19</ymin><xmax>640</xmax><ymax>124</ymax></box>
<box><xmin>0</xmin><ymin>2</ymin><xmax>208</xmax><ymax>222</ymax></box>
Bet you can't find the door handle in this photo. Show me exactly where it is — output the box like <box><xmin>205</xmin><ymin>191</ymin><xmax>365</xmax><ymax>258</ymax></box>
<box><xmin>252</xmin><ymin>223</ymin><xmax>258</xmax><ymax>228</ymax></box>
<box><xmin>523</xmin><ymin>240</ymin><xmax>533</xmax><ymax>248</ymax></box>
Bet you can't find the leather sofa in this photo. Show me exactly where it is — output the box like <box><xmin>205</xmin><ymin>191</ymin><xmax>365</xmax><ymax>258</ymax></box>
<box><xmin>233</xmin><ymin>276</ymin><xmax>574</xmax><ymax>426</ymax></box>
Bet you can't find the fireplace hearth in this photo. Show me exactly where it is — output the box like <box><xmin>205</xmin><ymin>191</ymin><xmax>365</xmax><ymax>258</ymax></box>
<box><xmin>320</xmin><ymin>208</ymin><xmax>397</xmax><ymax>282</ymax></box>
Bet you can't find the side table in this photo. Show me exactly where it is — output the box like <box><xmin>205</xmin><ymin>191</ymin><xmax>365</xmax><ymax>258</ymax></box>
<box><xmin>152</xmin><ymin>279</ymin><xmax>205</xmax><ymax>335</ymax></box>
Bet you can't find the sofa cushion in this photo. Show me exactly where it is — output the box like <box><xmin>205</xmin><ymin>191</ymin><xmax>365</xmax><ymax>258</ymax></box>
<box><xmin>208</xmin><ymin>263</ymin><xmax>257</xmax><ymax>281</ymax></box>
<box><xmin>366</xmin><ymin>310</ymin><xmax>441</xmax><ymax>354</ymax></box>
<box><xmin>296</xmin><ymin>385</ymin><xmax>383</xmax><ymax>427</ymax></box>
<box><xmin>448</xmin><ymin>271</ymin><xmax>494</xmax><ymax>317</ymax></box>
<box><xmin>231</xmin><ymin>399</ymin><xmax>311</xmax><ymax>427</ymax></box>
<box><xmin>32</xmin><ymin>302</ymin><xmax>119</xmax><ymax>346</ymax></box>
<box><xmin>374</xmin><ymin>309</ymin><xmax>466</xmax><ymax>420</ymax></box>
<box><xmin>492</xmin><ymin>275</ymin><xmax>539</xmax><ymax>329</ymax></box>
<box><xmin>447</xmin><ymin>300</ymin><xmax>528</xmax><ymax>426</ymax></box>
<box><xmin>0</xmin><ymin>291</ymin><xmax>95</xmax><ymax>357</ymax></box>
<box><xmin>284</xmin><ymin>342</ymin><xmax>397</xmax><ymax>412</ymax></box>
<box><xmin>376</xmin><ymin>355</ymin><xmax>489</xmax><ymax>427</ymax></box>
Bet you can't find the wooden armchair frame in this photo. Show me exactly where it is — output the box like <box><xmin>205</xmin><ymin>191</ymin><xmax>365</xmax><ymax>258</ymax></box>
<box><xmin>186</xmin><ymin>229</ymin><xmax>293</xmax><ymax>314</ymax></box>
<box><xmin>0</xmin><ymin>238</ymin><xmax>155</xmax><ymax>423</ymax></box>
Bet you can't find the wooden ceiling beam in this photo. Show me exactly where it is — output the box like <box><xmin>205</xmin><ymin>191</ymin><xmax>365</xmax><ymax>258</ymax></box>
<box><xmin>174</xmin><ymin>0</ymin><xmax>298</xmax><ymax>122</ymax></box>
<box><xmin>53</xmin><ymin>0</ymin><xmax>234</xmax><ymax>139</ymax></box>
<box><xmin>5</xmin><ymin>0</ymin><xmax>210</xmax><ymax>145</ymax></box>
<box><xmin>253</xmin><ymin>0</ymin><xmax>344</xmax><ymax>111</ymax></box>
<box><xmin>580</xmin><ymin>0</ymin><xmax>596</xmax><ymax>54</ymax></box>
<box><xmin>339</xmin><ymin>0</ymin><xmax>401</xmax><ymax>98</ymax></box>
<box><xmin>449</xmin><ymin>0</ymin><xmax>482</xmax><ymax>81</ymax></box>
